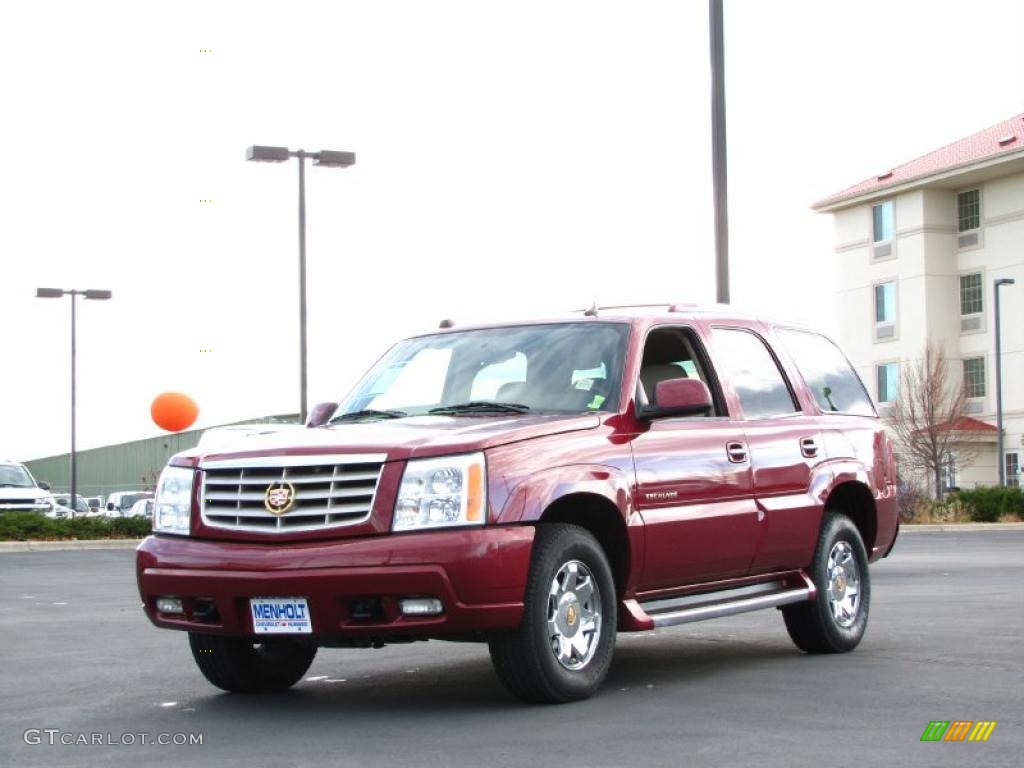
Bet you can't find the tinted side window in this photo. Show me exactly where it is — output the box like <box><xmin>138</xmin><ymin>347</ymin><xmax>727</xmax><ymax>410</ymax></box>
<box><xmin>777</xmin><ymin>329</ymin><xmax>875</xmax><ymax>416</ymax></box>
<box><xmin>712</xmin><ymin>328</ymin><xmax>798</xmax><ymax>419</ymax></box>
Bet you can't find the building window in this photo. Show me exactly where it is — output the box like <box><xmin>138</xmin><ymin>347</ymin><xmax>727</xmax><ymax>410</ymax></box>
<box><xmin>876</xmin><ymin>362</ymin><xmax>899</xmax><ymax>403</ymax></box>
<box><xmin>941</xmin><ymin>451</ymin><xmax>958</xmax><ymax>492</ymax></box>
<box><xmin>959</xmin><ymin>273</ymin><xmax>983</xmax><ymax>316</ymax></box>
<box><xmin>872</xmin><ymin>201</ymin><xmax>894</xmax><ymax>242</ymax></box>
<box><xmin>1007</xmin><ymin>452</ymin><xmax>1021</xmax><ymax>488</ymax></box>
<box><xmin>962</xmin><ymin>357</ymin><xmax>986</xmax><ymax>399</ymax></box>
<box><xmin>874</xmin><ymin>281</ymin><xmax>896</xmax><ymax>340</ymax></box>
<box><xmin>957</xmin><ymin>189</ymin><xmax>980</xmax><ymax>232</ymax></box>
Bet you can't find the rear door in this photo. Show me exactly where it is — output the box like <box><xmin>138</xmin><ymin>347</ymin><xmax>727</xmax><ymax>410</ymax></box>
<box><xmin>707</xmin><ymin>326</ymin><xmax>823</xmax><ymax>573</ymax></box>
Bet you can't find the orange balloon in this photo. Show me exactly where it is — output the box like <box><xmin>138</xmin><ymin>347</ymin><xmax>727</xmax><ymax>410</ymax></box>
<box><xmin>151</xmin><ymin>392</ymin><xmax>199</xmax><ymax>432</ymax></box>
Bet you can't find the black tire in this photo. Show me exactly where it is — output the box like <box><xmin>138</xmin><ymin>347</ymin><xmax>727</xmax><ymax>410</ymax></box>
<box><xmin>188</xmin><ymin>633</ymin><xmax>317</xmax><ymax>693</ymax></box>
<box><xmin>488</xmin><ymin>524</ymin><xmax>617</xmax><ymax>703</ymax></box>
<box><xmin>783</xmin><ymin>512</ymin><xmax>871</xmax><ymax>654</ymax></box>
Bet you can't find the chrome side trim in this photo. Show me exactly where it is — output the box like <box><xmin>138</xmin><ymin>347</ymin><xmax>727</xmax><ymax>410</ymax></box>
<box><xmin>200</xmin><ymin>453</ymin><xmax>388</xmax><ymax>469</ymax></box>
<box><xmin>642</xmin><ymin>579</ymin><xmax>814</xmax><ymax>628</ymax></box>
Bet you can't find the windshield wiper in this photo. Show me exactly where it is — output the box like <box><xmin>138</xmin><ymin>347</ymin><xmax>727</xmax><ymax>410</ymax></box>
<box><xmin>429</xmin><ymin>401</ymin><xmax>531</xmax><ymax>415</ymax></box>
<box><xmin>328</xmin><ymin>409</ymin><xmax>408</xmax><ymax>424</ymax></box>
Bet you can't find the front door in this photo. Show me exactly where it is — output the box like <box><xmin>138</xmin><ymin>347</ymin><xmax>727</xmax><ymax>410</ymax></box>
<box><xmin>632</xmin><ymin>419</ymin><xmax>759</xmax><ymax>589</ymax></box>
<box><xmin>630</xmin><ymin>325</ymin><xmax>760</xmax><ymax>590</ymax></box>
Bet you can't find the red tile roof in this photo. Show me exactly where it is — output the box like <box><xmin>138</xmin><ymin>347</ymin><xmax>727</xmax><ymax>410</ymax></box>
<box><xmin>940</xmin><ymin>417</ymin><xmax>999</xmax><ymax>434</ymax></box>
<box><xmin>814</xmin><ymin>113</ymin><xmax>1024</xmax><ymax>209</ymax></box>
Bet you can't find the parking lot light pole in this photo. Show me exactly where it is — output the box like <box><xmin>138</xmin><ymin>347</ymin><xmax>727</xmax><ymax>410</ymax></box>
<box><xmin>994</xmin><ymin>277</ymin><xmax>1016</xmax><ymax>485</ymax></box>
<box><xmin>246</xmin><ymin>146</ymin><xmax>356</xmax><ymax>423</ymax></box>
<box><xmin>35</xmin><ymin>288</ymin><xmax>112</xmax><ymax>507</ymax></box>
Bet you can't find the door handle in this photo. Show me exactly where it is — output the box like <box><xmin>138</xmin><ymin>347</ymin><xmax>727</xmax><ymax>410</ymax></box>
<box><xmin>726</xmin><ymin>441</ymin><xmax>748</xmax><ymax>463</ymax></box>
<box><xmin>800</xmin><ymin>437</ymin><xmax>819</xmax><ymax>458</ymax></box>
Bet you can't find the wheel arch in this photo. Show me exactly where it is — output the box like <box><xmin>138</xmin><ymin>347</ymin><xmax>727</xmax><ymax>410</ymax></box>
<box><xmin>824</xmin><ymin>480</ymin><xmax>877</xmax><ymax>555</ymax></box>
<box><xmin>538</xmin><ymin>492</ymin><xmax>631</xmax><ymax>596</ymax></box>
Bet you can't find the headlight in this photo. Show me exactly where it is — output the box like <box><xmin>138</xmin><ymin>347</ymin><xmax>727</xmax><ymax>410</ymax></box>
<box><xmin>393</xmin><ymin>453</ymin><xmax>486</xmax><ymax>532</ymax></box>
<box><xmin>34</xmin><ymin>497</ymin><xmax>51</xmax><ymax>506</ymax></box>
<box><xmin>153</xmin><ymin>466</ymin><xmax>193</xmax><ymax>535</ymax></box>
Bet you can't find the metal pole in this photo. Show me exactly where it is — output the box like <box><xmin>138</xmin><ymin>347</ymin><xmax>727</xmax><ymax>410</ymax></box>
<box><xmin>70</xmin><ymin>291</ymin><xmax>78</xmax><ymax>509</ymax></box>
<box><xmin>709</xmin><ymin>0</ymin><xmax>729</xmax><ymax>304</ymax></box>
<box><xmin>995</xmin><ymin>281</ymin><xmax>1005</xmax><ymax>486</ymax></box>
<box><xmin>297</xmin><ymin>150</ymin><xmax>308</xmax><ymax>423</ymax></box>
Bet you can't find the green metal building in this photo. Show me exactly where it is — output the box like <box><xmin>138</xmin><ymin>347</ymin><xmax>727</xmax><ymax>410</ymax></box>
<box><xmin>25</xmin><ymin>415</ymin><xmax>298</xmax><ymax>498</ymax></box>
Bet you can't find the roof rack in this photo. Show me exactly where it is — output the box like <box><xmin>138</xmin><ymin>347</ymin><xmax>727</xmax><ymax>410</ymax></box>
<box><xmin>572</xmin><ymin>303</ymin><xmax>700</xmax><ymax>317</ymax></box>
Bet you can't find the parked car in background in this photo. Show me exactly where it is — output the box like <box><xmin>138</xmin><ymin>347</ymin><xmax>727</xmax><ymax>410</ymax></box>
<box><xmin>46</xmin><ymin>500</ymin><xmax>76</xmax><ymax>519</ymax></box>
<box><xmin>87</xmin><ymin>496</ymin><xmax>105</xmax><ymax>513</ymax></box>
<box><xmin>106</xmin><ymin>491</ymin><xmax>154</xmax><ymax>518</ymax></box>
<box><xmin>0</xmin><ymin>460</ymin><xmax>53</xmax><ymax>514</ymax></box>
<box><xmin>127</xmin><ymin>498</ymin><xmax>155</xmax><ymax>518</ymax></box>
<box><xmin>52</xmin><ymin>493</ymin><xmax>92</xmax><ymax>518</ymax></box>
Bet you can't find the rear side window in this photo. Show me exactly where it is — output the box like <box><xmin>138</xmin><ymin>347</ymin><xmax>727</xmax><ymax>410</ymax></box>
<box><xmin>776</xmin><ymin>329</ymin><xmax>875</xmax><ymax>416</ymax></box>
<box><xmin>711</xmin><ymin>328</ymin><xmax>799</xmax><ymax>419</ymax></box>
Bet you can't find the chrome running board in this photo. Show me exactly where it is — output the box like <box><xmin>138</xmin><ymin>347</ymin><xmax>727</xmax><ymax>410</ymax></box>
<box><xmin>639</xmin><ymin>575</ymin><xmax>815</xmax><ymax>629</ymax></box>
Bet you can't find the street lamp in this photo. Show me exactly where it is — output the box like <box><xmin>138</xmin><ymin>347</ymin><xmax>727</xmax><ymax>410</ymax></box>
<box><xmin>246</xmin><ymin>145</ymin><xmax>356</xmax><ymax>422</ymax></box>
<box><xmin>35</xmin><ymin>288</ymin><xmax>112</xmax><ymax>507</ymax></box>
<box><xmin>994</xmin><ymin>277</ymin><xmax>1016</xmax><ymax>485</ymax></box>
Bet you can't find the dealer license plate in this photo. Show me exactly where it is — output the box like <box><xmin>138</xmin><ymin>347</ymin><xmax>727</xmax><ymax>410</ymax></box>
<box><xmin>249</xmin><ymin>597</ymin><xmax>312</xmax><ymax>634</ymax></box>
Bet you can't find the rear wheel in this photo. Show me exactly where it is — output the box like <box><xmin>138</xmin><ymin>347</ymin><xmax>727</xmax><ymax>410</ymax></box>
<box><xmin>783</xmin><ymin>513</ymin><xmax>871</xmax><ymax>653</ymax></box>
<box><xmin>188</xmin><ymin>633</ymin><xmax>316</xmax><ymax>693</ymax></box>
<box><xmin>489</xmin><ymin>524</ymin><xmax>617</xmax><ymax>703</ymax></box>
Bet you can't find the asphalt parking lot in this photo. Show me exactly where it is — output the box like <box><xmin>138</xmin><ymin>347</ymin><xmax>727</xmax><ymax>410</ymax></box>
<box><xmin>1</xmin><ymin>529</ymin><xmax>1021</xmax><ymax>768</ymax></box>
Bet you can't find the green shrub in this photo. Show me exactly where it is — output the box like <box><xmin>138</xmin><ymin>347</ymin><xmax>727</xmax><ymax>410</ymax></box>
<box><xmin>948</xmin><ymin>486</ymin><xmax>1024</xmax><ymax>523</ymax></box>
<box><xmin>0</xmin><ymin>512</ymin><xmax>151</xmax><ymax>541</ymax></box>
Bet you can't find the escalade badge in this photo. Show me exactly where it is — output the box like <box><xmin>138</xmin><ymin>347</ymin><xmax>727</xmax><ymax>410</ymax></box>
<box><xmin>264</xmin><ymin>482</ymin><xmax>297</xmax><ymax>515</ymax></box>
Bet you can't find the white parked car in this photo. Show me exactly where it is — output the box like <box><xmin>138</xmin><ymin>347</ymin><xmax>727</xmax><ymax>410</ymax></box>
<box><xmin>0</xmin><ymin>460</ymin><xmax>53</xmax><ymax>514</ymax></box>
<box><xmin>105</xmin><ymin>491</ymin><xmax>154</xmax><ymax>518</ymax></box>
<box><xmin>126</xmin><ymin>498</ymin><xmax>155</xmax><ymax>518</ymax></box>
<box><xmin>51</xmin><ymin>493</ymin><xmax>93</xmax><ymax>518</ymax></box>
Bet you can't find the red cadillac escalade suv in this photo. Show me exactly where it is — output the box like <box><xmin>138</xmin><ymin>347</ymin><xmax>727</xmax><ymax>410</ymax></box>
<box><xmin>136</xmin><ymin>307</ymin><xmax>898</xmax><ymax>703</ymax></box>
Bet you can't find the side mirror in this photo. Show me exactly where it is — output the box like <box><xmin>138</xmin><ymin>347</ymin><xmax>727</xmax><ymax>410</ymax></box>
<box><xmin>638</xmin><ymin>378</ymin><xmax>713</xmax><ymax>419</ymax></box>
<box><xmin>306</xmin><ymin>401</ymin><xmax>339</xmax><ymax>428</ymax></box>
<box><xmin>106</xmin><ymin>502</ymin><xmax>114</xmax><ymax>511</ymax></box>
<box><xmin>38</xmin><ymin>481</ymin><xmax>51</xmax><ymax>491</ymax></box>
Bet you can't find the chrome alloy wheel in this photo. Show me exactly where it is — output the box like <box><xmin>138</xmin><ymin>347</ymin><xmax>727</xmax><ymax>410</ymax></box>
<box><xmin>547</xmin><ymin>560</ymin><xmax>602</xmax><ymax>671</ymax></box>
<box><xmin>826</xmin><ymin>541</ymin><xmax>861</xmax><ymax>628</ymax></box>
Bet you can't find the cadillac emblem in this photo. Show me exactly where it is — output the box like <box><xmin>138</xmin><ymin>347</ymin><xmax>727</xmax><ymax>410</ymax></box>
<box><xmin>264</xmin><ymin>482</ymin><xmax>297</xmax><ymax>515</ymax></box>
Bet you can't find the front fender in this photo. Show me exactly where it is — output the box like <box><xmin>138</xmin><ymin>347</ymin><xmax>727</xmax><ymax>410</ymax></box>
<box><xmin>494</xmin><ymin>463</ymin><xmax>634</xmax><ymax>526</ymax></box>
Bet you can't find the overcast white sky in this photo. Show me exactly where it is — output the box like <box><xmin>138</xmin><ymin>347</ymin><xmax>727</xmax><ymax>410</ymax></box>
<box><xmin>1</xmin><ymin>0</ymin><xmax>1022</xmax><ymax>460</ymax></box>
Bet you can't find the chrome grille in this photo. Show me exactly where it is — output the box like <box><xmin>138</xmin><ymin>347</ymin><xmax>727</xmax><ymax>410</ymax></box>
<box><xmin>200</xmin><ymin>454</ymin><xmax>386</xmax><ymax>533</ymax></box>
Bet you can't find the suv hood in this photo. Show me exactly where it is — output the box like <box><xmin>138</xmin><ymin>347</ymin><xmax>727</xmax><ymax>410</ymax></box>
<box><xmin>176</xmin><ymin>413</ymin><xmax>601</xmax><ymax>466</ymax></box>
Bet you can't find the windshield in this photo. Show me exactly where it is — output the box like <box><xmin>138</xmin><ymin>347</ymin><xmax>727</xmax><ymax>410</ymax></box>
<box><xmin>0</xmin><ymin>465</ymin><xmax>35</xmax><ymax>488</ymax></box>
<box><xmin>337</xmin><ymin>323</ymin><xmax>629</xmax><ymax>417</ymax></box>
<box><xmin>118</xmin><ymin>493</ymin><xmax>152</xmax><ymax>508</ymax></box>
<box><xmin>55</xmin><ymin>494</ymin><xmax>90</xmax><ymax>512</ymax></box>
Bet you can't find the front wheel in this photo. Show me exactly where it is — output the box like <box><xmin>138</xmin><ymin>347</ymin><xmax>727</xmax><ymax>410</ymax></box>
<box><xmin>188</xmin><ymin>633</ymin><xmax>317</xmax><ymax>693</ymax></box>
<box><xmin>489</xmin><ymin>524</ymin><xmax>617</xmax><ymax>703</ymax></box>
<box><xmin>783</xmin><ymin>513</ymin><xmax>871</xmax><ymax>653</ymax></box>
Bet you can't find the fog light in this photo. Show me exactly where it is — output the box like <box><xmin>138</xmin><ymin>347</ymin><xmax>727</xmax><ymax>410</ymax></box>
<box><xmin>156</xmin><ymin>597</ymin><xmax>184</xmax><ymax>614</ymax></box>
<box><xmin>399</xmin><ymin>597</ymin><xmax>443</xmax><ymax>616</ymax></box>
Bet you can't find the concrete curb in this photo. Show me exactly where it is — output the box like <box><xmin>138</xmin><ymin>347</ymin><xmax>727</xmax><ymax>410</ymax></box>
<box><xmin>900</xmin><ymin>522</ymin><xmax>1024</xmax><ymax>532</ymax></box>
<box><xmin>0</xmin><ymin>538</ymin><xmax>143</xmax><ymax>553</ymax></box>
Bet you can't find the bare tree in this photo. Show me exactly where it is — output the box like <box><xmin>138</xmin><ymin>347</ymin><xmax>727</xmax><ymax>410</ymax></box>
<box><xmin>886</xmin><ymin>342</ymin><xmax>981</xmax><ymax>500</ymax></box>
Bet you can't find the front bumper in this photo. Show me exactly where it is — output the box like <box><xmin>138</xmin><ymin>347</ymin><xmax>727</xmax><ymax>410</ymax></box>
<box><xmin>136</xmin><ymin>526</ymin><xmax>535</xmax><ymax>640</ymax></box>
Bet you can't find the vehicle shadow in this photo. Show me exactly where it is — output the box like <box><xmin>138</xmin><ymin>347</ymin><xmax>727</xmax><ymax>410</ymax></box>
<box><xmin>192</xmin><ymin>634</ymin><xmax>805</xmax><ymax>715</ymax></box>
